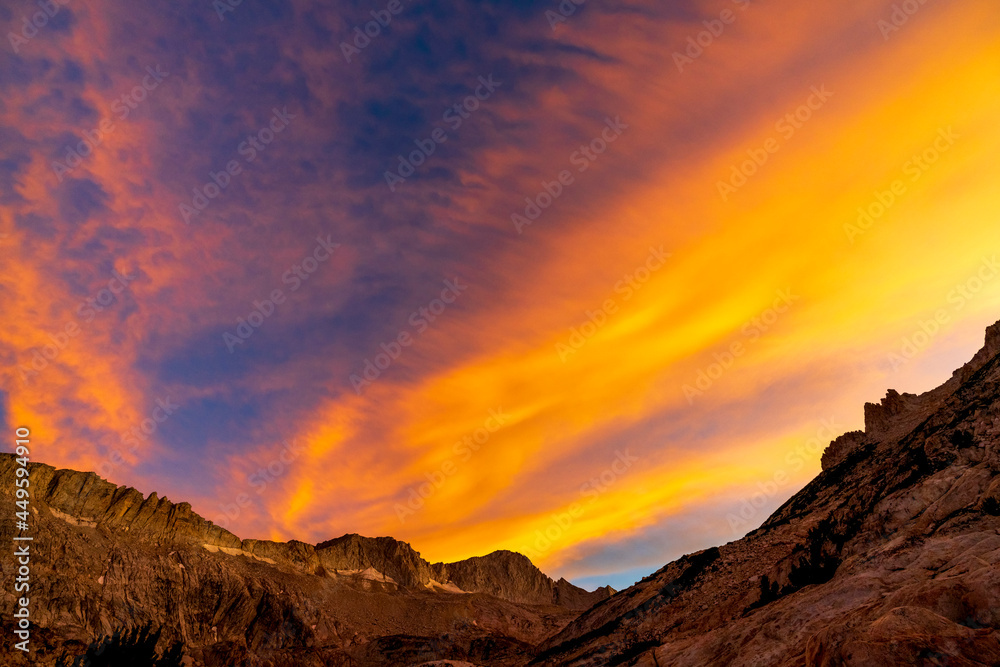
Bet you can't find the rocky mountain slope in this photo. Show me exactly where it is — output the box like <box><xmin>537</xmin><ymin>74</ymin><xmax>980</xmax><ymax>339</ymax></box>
<box><xmin>532</xmin><ymin>321</ymin><xmax>1000</xmax><ymax>666</ymax></box>
<box><xmin>0</xmin><ymin>457</ymin><xmax>610</xmax><ymax>666</ymax></box>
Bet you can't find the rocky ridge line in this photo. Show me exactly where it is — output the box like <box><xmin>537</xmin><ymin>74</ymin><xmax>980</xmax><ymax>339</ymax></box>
<box><xmin>0</xmin><ymin>456</ymin><xmax>611</xmax><ymax>611</ymax></box>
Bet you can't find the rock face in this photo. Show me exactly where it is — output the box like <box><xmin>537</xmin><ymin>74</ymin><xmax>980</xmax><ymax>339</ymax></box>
<box><xmin>531</xmin><ymin>320</ymin><xmax>1000</xmax><ymax>666</ymax></box>
<box><xmin>0</xmin><ymin>459</ymin><xmax>611</xmax><ymax>666</ymax></box>
<box><xmin>431</xmin><ymin>552</ymin><xmax>613</xmax><ymax>612</ymax></box>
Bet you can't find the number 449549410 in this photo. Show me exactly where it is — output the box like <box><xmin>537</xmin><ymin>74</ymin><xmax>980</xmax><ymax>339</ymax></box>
<box><xmin>14</xmin><ymin>427</ymin><xmax>30</xmax><ymax>526</ymax></box>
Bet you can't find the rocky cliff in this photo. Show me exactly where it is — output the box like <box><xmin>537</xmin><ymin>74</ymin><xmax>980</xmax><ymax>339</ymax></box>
<box><xmin>821</xmin><ymin>320</ymin><xmax>1000</xmax><ymax>470</ymax></box>
<box><xmin>531</xmin><ymin>320</ymin><xmax>1000</xmax><ymax>666</ymax></box>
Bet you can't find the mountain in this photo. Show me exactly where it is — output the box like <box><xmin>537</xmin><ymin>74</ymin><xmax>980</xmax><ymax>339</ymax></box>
<box><xmin>0</xmin><ymin>456</ymin><xmax>610</xmax><ymax>666</ymax></box>
<box><xmin>532</xmin><ymin>321</ymin><xmax>1000</xmax><ymax>666</ymax></box>
<box><xmin>5</xmin><ymin>319</ymin><xmax>1000</xmax><ymax>666</ymax></box>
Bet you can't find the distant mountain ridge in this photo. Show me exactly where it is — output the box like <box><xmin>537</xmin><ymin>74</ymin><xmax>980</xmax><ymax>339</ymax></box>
<box><xmin>0</xmin><ymin>452</ymin><xmax>612</xmax><ymax>666</ymax></box>
<box><xmin>0</xmin><ymin>456</ymin><xmax>611</xmax><ymax>610</ymax></box>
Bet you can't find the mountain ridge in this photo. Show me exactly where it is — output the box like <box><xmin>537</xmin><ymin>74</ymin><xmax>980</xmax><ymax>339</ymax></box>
<box><xmin>0</xmin><ymin>455</ymin><xmax>611</xmax><ymax>611</ymax></box>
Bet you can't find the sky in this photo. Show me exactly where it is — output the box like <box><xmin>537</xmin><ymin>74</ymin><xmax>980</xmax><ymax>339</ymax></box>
<box><xmin>1</xmin><ymin>0</ymin><xmax>999</xmax><ymax>591</ymax></box>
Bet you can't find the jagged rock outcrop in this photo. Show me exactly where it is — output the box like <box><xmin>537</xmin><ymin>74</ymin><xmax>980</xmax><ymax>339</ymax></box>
<box><xmin>13</xmin><ymin>461</ymin><xmax>242</xmax><ymax>547</ymax></box>
<box><xmin>530</xmin><ymin>319</ymin><xmax>1000</xmax><ymax>666</ymax></box>
<box><xmin>819</xmin><ymin>430</ymin><xmax>864</xmax><ymax>470</ymax></box>
<box><xmin>822</xmin><ymin>319</ymin><xmax>1000</xmax><ymax>470</ymax></box>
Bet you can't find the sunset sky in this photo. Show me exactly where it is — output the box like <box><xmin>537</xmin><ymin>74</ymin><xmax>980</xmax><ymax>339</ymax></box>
<box><xmin>1</xmin><ymin>0</ymin><xmax>999</xmax><ymax>590</ymax></box>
